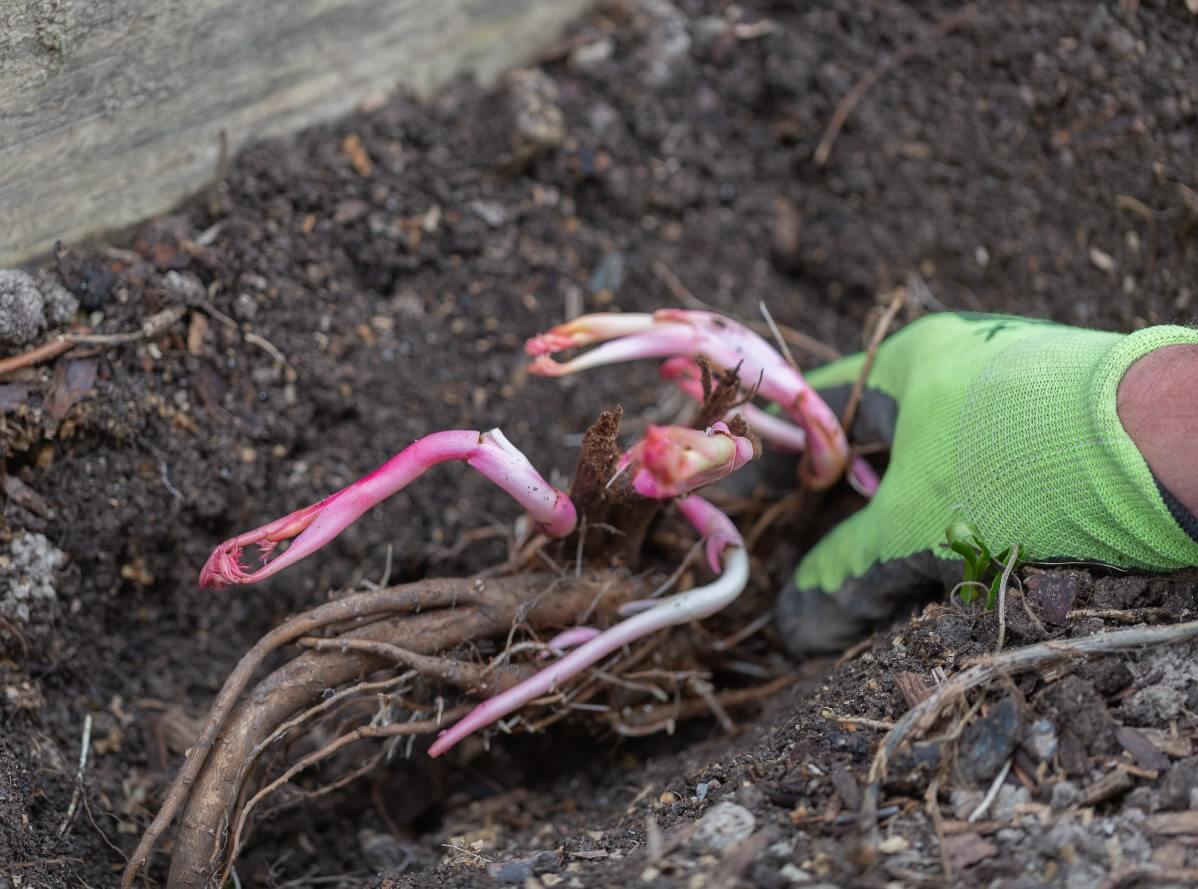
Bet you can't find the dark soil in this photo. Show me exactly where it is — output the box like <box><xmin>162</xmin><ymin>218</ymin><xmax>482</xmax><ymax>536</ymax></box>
<box><xmin>3</xmin><ymin>1</ymin><xmax>1198</xmax><ymax>887</ymax></box>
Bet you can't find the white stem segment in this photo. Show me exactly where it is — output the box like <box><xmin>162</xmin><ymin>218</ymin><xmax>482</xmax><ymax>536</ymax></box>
<box><xmin>427</xmin><ymin>547</ymin><xmax>749</xmax><ymax>757</ymax></box>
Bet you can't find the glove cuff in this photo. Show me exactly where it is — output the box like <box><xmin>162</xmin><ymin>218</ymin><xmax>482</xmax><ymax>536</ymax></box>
<box><xmin>1088</xmin><ymin>325</ymin><xmax>1198</xmax><ymax>567</ymax></box>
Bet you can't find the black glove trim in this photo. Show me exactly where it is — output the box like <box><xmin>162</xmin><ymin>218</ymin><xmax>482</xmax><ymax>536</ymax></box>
<box><xmin>814</xmin><ymin>384</ymin><xmax>898</xmax><ymax>446</ymax></box>
<box><xmin>776</xmin><ymin>550</ymin><xmax>960</xmax><ymax>658</ymax></box>
<box><xmin>1155</xmin><ymin>474</ymin><xmax>1198</xmax><ymax>543</ymax></box>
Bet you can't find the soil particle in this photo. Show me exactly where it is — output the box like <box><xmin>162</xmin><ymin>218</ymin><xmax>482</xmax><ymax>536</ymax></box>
<box><xmin>1092</xmin><ymin>575</ymin><xmax>1154</xmax><ymax>610</ymax></box>
<box><xmin>1082</xmin><ymin>658</ymin><xmax>1135</xmax><ymax>697</ymax></box>
<box><xmin>1158</xmin><ymin>756</ymin><xmax>1198</xmax><ymax>812</ymax></box>
<box><xmin>1037</xmin><ymin>674</ymin><xmax>1120</xmax><ymax>758</ymax></box>
<box><xmin>0</xmin><ymin>530</ymin><xmax>66</xmax><ymax>623</ymax></box>
<box><xmin>1120</xmin><ymin>643</ymin><xmax>1198</xmax><ymax>724</ymax></box>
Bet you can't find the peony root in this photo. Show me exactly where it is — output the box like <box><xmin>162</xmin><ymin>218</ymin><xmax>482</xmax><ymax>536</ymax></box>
<box><xmin>123</xmin><ymin>572</ymin><xmax>642</xmax><ymax>889</ymax></box>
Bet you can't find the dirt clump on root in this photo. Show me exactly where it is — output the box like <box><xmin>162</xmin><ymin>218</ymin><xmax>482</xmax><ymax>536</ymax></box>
<box><xmin>2</xmin><ymin>0</ymin><xmax>1198</xmax><ymax>887</ymax></box>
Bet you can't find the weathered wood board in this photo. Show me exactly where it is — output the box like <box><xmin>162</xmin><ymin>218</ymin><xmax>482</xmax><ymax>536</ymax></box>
<box><xmin>0</xmin><ymin>0</ymin><xmax>589</xmax><ymax>265</ymax></box>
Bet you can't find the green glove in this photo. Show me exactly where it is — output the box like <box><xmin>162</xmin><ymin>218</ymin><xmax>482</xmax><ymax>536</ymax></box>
<box><xmin>776</xmin><ymin>312</ymin><xmax>1198</xmax><ymax>657</ymax></box>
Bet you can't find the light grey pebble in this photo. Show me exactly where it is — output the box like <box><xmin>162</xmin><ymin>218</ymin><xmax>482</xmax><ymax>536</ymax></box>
<box><xmin>691</xmin><ymin>801</ymin><xmax>756</xmax><ymax>853</ymax></box>
<box><xmin>0</xmin><ymin>269</ymin><xmax>47</xmax><ymax>346</ymax></box>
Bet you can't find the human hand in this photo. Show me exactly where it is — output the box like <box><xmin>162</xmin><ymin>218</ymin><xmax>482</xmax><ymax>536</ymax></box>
<box><xmin>777</xmin><ymin>312</ymin><xmax>1198</xmax><ymax>657</ymax></box>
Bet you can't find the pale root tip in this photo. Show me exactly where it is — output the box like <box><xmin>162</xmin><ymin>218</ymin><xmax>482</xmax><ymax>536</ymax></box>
<box><xmin>427</xmin><ymin>728</ymin><xmax>462</xmax><ymax>758</ymax></box>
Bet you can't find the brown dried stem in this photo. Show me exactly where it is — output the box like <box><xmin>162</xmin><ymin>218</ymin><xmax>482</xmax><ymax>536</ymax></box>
<box><xmin>814</xmin><ymin>3</ymin><xmax>978</xmax><ymax>166</ymax></box>
<box><xmin>841</xmin><ymin>290</ymin><xmax>905</xmax><ymax>436</ymax></box>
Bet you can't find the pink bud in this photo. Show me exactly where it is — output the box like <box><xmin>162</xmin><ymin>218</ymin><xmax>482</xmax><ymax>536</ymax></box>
<box><xmin>619</xmin><ymin>422</ymin><xmax>755</xmax><ymax>499</ymax></box>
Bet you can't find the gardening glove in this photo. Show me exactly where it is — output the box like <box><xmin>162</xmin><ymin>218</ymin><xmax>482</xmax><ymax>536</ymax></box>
<box><xmin>776</xmin><ymin>312</ymin><xmax>1198</xmax><ymax>658</ymax></box>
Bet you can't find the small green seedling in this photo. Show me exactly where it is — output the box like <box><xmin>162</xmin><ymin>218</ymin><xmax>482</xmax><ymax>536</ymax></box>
<box><xmin>945</xmin><ymin>517</ymin><xmax>1020</xmax><ymax>609</ymax></box>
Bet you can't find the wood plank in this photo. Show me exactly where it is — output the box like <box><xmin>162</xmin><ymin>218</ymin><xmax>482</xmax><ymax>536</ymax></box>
<box><xmin>0</xmin><ymin>0</ymin><xmax>589</xmax><ymax>264</ymax></box>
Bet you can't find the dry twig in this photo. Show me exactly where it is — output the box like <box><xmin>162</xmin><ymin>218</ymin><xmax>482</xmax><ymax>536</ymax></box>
<box><xmin>814</xmin><ymin>3</ymin><xmax>979</xmax><ymax>166</ymax></box>
<box><xmin>841</xmin><ymin>290</ymin><xmax>905</xmax><ymax>435</ymax></box>
<box><xmin>57</xmin><ymin>713</ymin><xmax>93</xmax><ymax>836</ymax></box>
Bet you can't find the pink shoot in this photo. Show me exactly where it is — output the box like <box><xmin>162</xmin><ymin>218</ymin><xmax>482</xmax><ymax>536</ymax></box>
<box><xmin>618</xmin><ymin>421</ymin><xmax>755</xmax><ymax>499</ymax></box>
<box><xmin>525</xmin><ymin>313</ymin><xmax>658</xmax><ymax>356</ymax></box>
<box><xmin>662</xmin><ymin>356</ymin><xmax>880</xmax><ymax>499</ymax></box>
<box><xmin>199</xmin><ymin>429</ymin><xmax>576</xmax><ymax>587</ymax></box>
<box><xmin>527</xmin><ymin>309</ymin><xmax>848</xmax><ymax>489</ymax></box>
<box><xmin>427</xmin><ymin>495</ymin><xmax>747</xmax><ymax>758</ymax></box>
<box><xmin>659</xmin><ymin>356</ymin><xmax>808</xmax><ymax>452</ymax></box>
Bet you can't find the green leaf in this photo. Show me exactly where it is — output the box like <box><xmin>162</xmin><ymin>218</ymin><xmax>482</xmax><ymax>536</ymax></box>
<box><xmin>987</xmin><ymin>574</ymin><xmax>1003</xmax><ymax>610</ymax></box>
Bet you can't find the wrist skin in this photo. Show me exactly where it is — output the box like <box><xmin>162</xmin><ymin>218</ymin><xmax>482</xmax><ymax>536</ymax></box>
<box><xmin>1117</xmin><ymin>344</ymin><xmax>1198</xmax><ymax>518</ymax></box>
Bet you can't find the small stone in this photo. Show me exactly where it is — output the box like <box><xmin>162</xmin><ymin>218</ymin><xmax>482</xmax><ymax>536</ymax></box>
<box><xmin>507</xmin><ymin>69</ymin><xmax>565</xmax><ymax>155</ymax></box>
<box><xmin>960</xmin><ymin>696</ymin><xmax>1022</xmax><ymax>783</ymax></box>
<box><xmin>1051</xmin><ymin>780</ymin><xmax>1082</xmax><ymax>809</ymax></box>
<box><xmin>487</xmin><ymin>851</ymin><xmax>558</xmax><ymax>884</ymax></box>
<box><xmin>691</xmin><ymin>801</ymin><xmax>756</xmax><ymax>853</ymax></box>
<box><xmin>1159</xmin><ymin>756</ymin><xmax>1198</xmax><ymax>811</ymax></box>
<box><xmin>233</xmin><ymin>292</ymin><xmax>259</xmax><ymax>321</ymax></box>
<box><xmin>163</xmin><ymin>270</ymin><xmax>205</xmax><ymax>303</ymax></box>
<box><xmin>877</xmin><ymin>835</ymin><xmax>909</xmax><ymax>854</ymax></box>
<box><xmin>0</xmin><ymin>269</ymin><xmax>47</xmax><ymax>346</ymax></box>
<box><xmin>1116</xmin><ymin>725</ymin><xmax>1170</xmax><ymax>772</ymax></box>
<box><xmin>358</xmin><ymin>829</ymin><xmax>411</xmax><ymax>873</ymax></box>
<box><xmin>1088</xmin><ymin>246</ymin><xmax>1116</xmax><ymax>273</ymax></box>
<box><xmin>1104</xmin><ymin>26</ymin><xmax>1137</xmax><ymax>58</ymax></box>
<box><xmin>39</xmin><ymin>278</ymin><xmax>79</xmax><ymax>325</ymax></box>
<box><xmin>333</xmin><ymin>199</ymin><xmax>371</xmax><ymax>224</ymax></box>
<box><xmin>569</xmin><ymin>37</ymin><xmax>614</xmax><ymax>70</ymax></box>
<box><xmin>639</xmin><ymin>0</ymin><xmax>692</xmax><ymax>87</ymax></box>
<box><xmin>779</xmin><ymin>863</ymin><xmax>811</xmax><ymax>883</ymax></box>
<box><xmin>588</xmin><ymin>251</ymin><xmax>625</xmax><ymax>296</ymax></box>
<box><xmin>992</xmin><ymin>785</ymin><xmax>1031</xmax><ymax>822</ymax></box>
<box><xmin>1</xmin><ymin>532</ymin><xmax>67</xmax><ymax>623</ymax></box>
<box><xmin>1023</xmin><ymin>718</ymin><xmax>1059</xmax><ymax>762</ymax></box>
<box><xmin>951</xmin><ymin>789</ymin><xmax>983</xmax><ymax>820</ymax></box>
<box><xmin>469</xmin><ymin>200</ymin><xmax>508</xmax><ymax>228</ymax></box>
<box><xmin>942</xmin><ymin>833</ymin><xmax>997</xmax><ymax>869</ymax></box>
<box><xmin>1024</xmin><ymin>573</ymin><xmax>1079</xmax><ymax>625</ymax></box>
